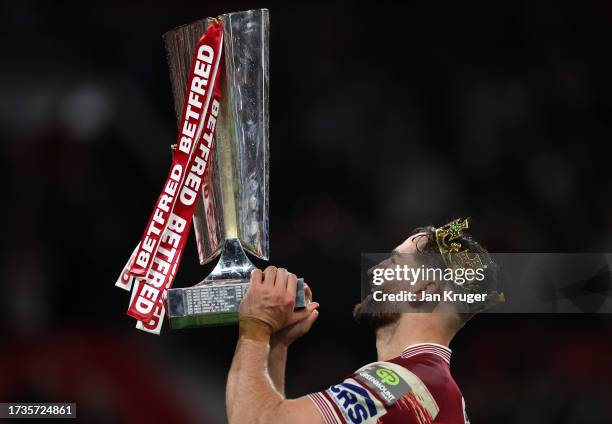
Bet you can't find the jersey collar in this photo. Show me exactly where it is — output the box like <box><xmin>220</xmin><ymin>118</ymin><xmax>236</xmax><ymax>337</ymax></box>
<box><xmin>401</xmin><ymin>342</ymin><xmax>452</xmax><ymax>364</ymax></box>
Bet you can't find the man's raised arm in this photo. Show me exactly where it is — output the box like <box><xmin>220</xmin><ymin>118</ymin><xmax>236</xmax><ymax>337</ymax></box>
<box><xmin>226</xmin><ymin>266</ymin><xmax>322</xmax><ymax>424</ymax></box>
<box><xmin>268</xmin><ymin>283</ymin><xmax>317</xmax><ymax>395</ymax></box>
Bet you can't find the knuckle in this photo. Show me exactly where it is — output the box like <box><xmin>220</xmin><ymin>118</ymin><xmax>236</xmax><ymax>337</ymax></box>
<box><xmin>276</xmin><ymin>268</ymin><xmax>288</xmax><ymax>280</ymax></box>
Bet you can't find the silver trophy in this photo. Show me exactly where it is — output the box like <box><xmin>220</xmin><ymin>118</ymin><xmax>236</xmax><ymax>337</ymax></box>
<box><xmin>164</xmin><ymin>9</ymin><xmax>305</xmax><ymax>329</ymax></box>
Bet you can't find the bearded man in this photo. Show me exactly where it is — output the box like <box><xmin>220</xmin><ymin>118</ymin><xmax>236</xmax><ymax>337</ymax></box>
<box><xmin>226</xmin><ymin>219</ymin><xmax>503</xmax><ymax>424</ymax></box>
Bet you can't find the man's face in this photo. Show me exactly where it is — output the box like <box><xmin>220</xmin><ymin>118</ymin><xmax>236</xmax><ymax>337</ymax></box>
<box><xmin>353</xmin><ymin>233</ymin><xmax>431</xmax><ymax>327</ymax></box>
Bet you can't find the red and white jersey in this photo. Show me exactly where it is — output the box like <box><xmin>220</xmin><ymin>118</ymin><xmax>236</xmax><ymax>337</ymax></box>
<box><xmin>308</xmin><ymin>343</ymin><xmax>469</xmax><ymax>424</ymax></box>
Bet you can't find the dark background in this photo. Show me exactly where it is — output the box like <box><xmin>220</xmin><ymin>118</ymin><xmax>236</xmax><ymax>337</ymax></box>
<box><xmin>2</xmin><ymin>1</ymin><xmax>612</xmax><ymax>422</ymax></box>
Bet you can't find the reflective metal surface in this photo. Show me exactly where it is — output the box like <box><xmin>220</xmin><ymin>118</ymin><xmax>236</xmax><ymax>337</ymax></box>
<box><xmin>163</xmin><ymin>10</ymin><xmax>300</xmax><ymax>329</ymax></box>
<box><xmin>167</xmin><ymin>278</ymin><xmax>306</xmax><ymax>329</ymax></box>
<box><xmin>163</xmin><ymin>9</ymin><xmax>269</xmax><ymax>267</ymax></box>
<box><xmin>215</xmin><ymin>9</ymin><xmax>270</xmax><ymax>262</ymax></box>
<box><xmin>199</xmin><ymin>238</ymin><xmax>254</xmax><ymax>282</ymax></box>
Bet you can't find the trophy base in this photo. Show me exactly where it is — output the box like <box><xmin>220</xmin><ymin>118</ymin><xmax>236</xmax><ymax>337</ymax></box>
<box><xmin>166</xmin><ymin>278</ymin><xmax>306</xmax><ymax>329</ymax></box>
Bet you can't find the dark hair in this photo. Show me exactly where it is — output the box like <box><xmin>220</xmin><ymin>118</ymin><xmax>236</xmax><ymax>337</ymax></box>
<box><xmin>410</xmin><ymin>224</ymin><xmax>501</xmax><ymax>314</ymax></box>
<box><xmin>353</xmin><ymin>222</ymin><xmax>502</xmax><ymax>328</ymax></box>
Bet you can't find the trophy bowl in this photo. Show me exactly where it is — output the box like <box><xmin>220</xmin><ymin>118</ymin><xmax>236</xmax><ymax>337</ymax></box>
<box><xmin>164</xmin><ymin>9</ymin><xmax>305</xmax><ymax>329</ymax></box>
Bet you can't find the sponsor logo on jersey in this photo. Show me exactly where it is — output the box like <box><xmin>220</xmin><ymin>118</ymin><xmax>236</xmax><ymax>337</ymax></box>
<box><xmin>352</xmin><ymin>361</ymin><xmax>439</xmax><ymax>422</ymax></box>
<box><xmin>353</xmin><ymin>362</ymin><xmax>412</xmax><ymax>406</ymax></box>
<box><xmin>327</xmin><ymin>379</ymin><xmax>386</xmax><ymax>424</ymax></box>
<box><xmin>376</xmin><ymin>368</ymin><xmax>400</xmax><ymax>385</ymax></box>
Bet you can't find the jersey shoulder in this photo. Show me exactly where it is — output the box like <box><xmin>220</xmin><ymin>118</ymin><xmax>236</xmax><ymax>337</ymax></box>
<box><xmin>309</xmin><ymin>358</ymin><xmax>444</xmax><ymax>424</ymax></box>
<box><xmin>308</xmin><ymin>346</ymin><xmax>471</xmax><ymax>424</ymax></box>
<box><xmin>388</xmin><ymin>354</ymin><xmax>465</xmax><ymax>422</ymax></box>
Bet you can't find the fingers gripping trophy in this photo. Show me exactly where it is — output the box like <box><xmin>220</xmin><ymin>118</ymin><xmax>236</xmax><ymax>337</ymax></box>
<box><xmin>117</xmin><ymin>9</ymin><xmax>305</xmax><ymax>333</ymax></box>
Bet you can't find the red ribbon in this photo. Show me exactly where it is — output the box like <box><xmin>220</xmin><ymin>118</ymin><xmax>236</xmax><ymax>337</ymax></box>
<box><xmin>121</xmin><ymin>22</ymin><xmax>224</xmax><ymax>324</ymax></box>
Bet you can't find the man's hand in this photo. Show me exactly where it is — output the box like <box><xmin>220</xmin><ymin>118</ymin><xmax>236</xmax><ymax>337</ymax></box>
<box><xmin>228</xmin><ymin>268</ymin><xmax>325</xmax><ymax>424</ymax></box>
<box><xmin>271</xmin><ymin>283</ymin><xmax>319</xmax><ymax>348</ymax></box>
<box><xmin>238</xmin><ymin>266</ymin><xmax>314</xmax><ymax>342</ymax></box>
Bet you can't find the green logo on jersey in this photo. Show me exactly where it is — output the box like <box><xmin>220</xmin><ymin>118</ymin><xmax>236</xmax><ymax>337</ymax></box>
<box><xmin>375</xmin><ymin>368</ymin><xmax>400</xmax><ymax>386</ymax></box>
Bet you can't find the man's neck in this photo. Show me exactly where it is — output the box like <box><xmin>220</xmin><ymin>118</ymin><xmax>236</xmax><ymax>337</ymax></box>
<box><xmin>375</xmin><ymin>314</ymin><xmax>455</xmax><ymax>361</ymax></box>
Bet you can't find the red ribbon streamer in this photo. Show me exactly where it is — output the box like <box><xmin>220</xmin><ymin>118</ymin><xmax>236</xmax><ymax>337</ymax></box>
<box><xmin>123</xmin><ymin>22</ymin><xmax>224</xmax><ymax>323</ymax></box>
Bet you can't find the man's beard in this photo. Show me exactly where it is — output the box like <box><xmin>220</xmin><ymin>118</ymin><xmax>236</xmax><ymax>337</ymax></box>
<box><xmin>353</xmin><ymin>280</ymin><xmax>414</xmax><ymax>330</ymax></box>
<box><xmin>352</xmin><ymin>294</ymin><xmax>401</xmax><ymax>330</ymax></box>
